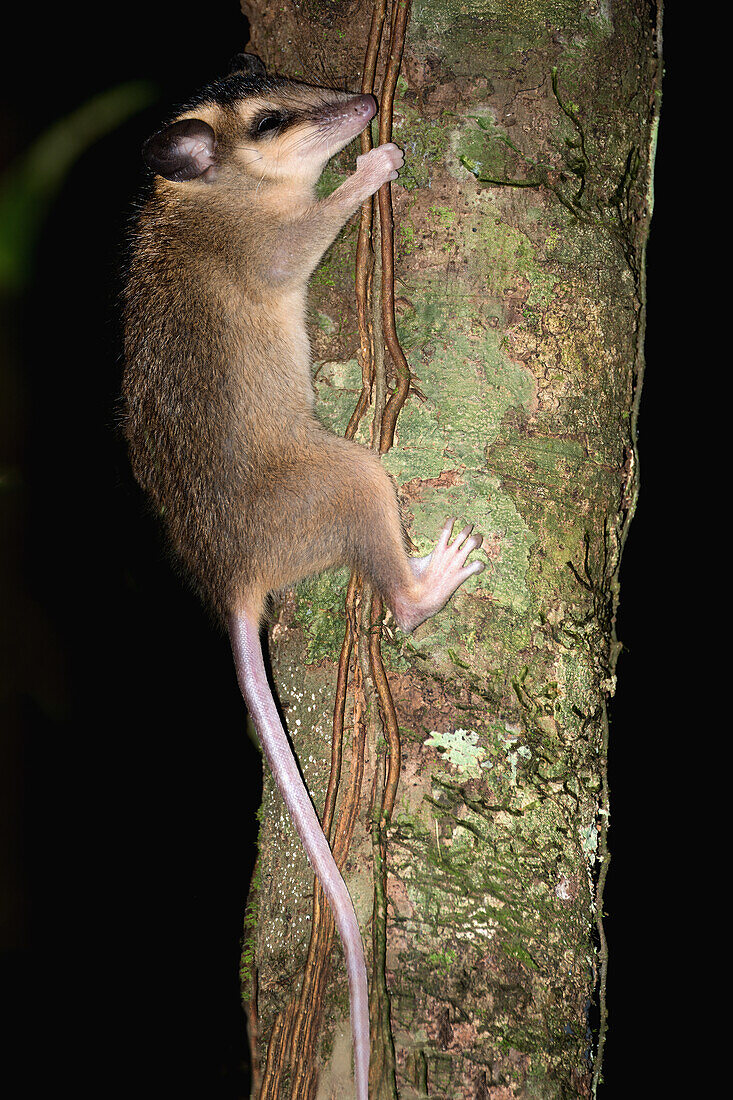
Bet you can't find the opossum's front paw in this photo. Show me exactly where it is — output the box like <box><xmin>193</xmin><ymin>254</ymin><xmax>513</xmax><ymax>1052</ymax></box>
<box><xmin>355</xmin><ymin>143</ymin><xmax>405</xmax><ymax>195</ymax></box>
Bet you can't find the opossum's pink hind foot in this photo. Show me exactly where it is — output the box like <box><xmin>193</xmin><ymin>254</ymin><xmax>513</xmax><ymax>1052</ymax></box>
<box><xmin>393</xmin><ymin>518</ymin><xmax>484</xmax><ymax>634</ymax></box>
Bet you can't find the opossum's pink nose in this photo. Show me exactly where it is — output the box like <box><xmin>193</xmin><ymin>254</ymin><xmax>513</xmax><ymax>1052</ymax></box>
<box><xmin>354</xmin><ymin>94</ymin><xmax>378</xmax><ymax>121</ymax></box>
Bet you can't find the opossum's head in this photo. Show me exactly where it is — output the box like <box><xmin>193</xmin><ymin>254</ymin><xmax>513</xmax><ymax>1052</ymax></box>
<box><xmin>142</xmin><ymin>53</ymin><xmax>377</xmax><ymax>190</ymax></box>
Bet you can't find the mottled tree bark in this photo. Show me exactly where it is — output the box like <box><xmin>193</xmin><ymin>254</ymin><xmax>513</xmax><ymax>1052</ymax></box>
<box><xmin>238</xmin><ymin>2</ymin><xmax>661</xmax><ymax>1097</ymax></box>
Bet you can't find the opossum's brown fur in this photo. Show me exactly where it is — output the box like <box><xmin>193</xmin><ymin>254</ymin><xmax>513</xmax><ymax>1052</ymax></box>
<box><xmin>122</xmin><ymin>75</ymin><xmax>420</xmax><ymax>625</ymax></box>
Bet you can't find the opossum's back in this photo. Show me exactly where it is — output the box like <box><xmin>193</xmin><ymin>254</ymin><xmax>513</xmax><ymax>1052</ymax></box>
<box><xmin>121</xmin><ymin>277</ymin><xmax>255</xmax><ymax>615</ymax></box>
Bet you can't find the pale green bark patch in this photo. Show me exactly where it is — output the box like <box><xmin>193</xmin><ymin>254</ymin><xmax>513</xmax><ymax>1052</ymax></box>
<box><xmin>423</xmin><ymin>727</ymin><xmax>487</xmax><ymax>778</ymax></box>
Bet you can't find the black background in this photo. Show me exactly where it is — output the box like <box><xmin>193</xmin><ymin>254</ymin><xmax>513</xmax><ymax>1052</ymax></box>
<box><xmin>2</xmin><ymin>4</ymin><xmax>681</xmax><ymax>1096</ymax></box>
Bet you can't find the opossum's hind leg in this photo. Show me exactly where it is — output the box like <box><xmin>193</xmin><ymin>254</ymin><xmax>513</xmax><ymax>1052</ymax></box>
<box><xmin>392</xmin><ymin>517</ymin><xmax>484</xmax><ymax>633</ymax></box>
<box><xmin>331</xmin><ymin>443</ymin><xmax>485</xmax><ymax>633</ymax></box>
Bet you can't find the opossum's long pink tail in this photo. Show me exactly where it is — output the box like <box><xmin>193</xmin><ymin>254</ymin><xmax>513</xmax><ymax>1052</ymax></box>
<box><xmin>229</xmin><ymin>610</ymin><xmax>370</xmax><ymax>1100</ymax></box>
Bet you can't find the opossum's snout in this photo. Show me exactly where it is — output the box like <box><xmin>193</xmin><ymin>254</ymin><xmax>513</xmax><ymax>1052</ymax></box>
<box><xmin>316</xmin><ymin>93</ymin><xmax>377</xmax><ymax>146</ymax></box>
<box><xmin>351</xmin><ymin>94</ymin><xmax>378</xmax><ymax>123</ymax></box>
<box><xmin>319</xmin><ymin>93</ymin><xmax>377</xmax><ymax>125</ymax></box>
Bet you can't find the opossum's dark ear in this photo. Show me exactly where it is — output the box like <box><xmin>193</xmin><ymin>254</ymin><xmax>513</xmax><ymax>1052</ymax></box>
<box><xmin>228</xmin><ymin>52</ymin><xmax>267</xmax><ymax>78</ymax></box>
<box><xmin>142</xmin><ymin>119</ymin><xmax>216</xmax><ymax>182</ymax></box>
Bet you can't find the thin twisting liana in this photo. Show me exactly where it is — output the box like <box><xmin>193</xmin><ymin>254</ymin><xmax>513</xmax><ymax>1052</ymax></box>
<box><xmin>121</xmin><ymin>52</ymin><xmax>483</xmax><ymax>1099</ymax></box>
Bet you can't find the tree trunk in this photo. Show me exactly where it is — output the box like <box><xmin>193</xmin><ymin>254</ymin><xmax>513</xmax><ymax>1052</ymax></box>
<box><xmin>238</xmin><ymin>1</ymin><xmax>661</xmax><ymax>1096</ymax></box>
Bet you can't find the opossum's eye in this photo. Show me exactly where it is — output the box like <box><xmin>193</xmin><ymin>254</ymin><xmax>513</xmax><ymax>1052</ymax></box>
<box><xmin>253</xmin><ymin>112</ymin><xmax>286</xmax><ymax>136</ymax></box>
